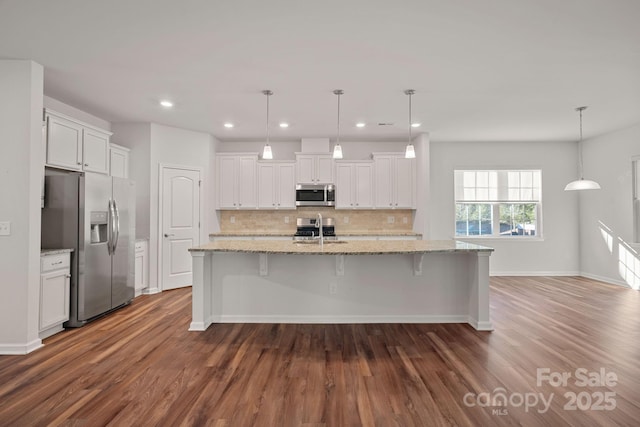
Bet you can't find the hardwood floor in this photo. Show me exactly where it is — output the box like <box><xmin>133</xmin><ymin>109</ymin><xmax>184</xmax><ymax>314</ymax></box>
<box><xmin>1</xmin><ymin>276</ymin><xmax>639</xmax><ymax>426</ymax></box>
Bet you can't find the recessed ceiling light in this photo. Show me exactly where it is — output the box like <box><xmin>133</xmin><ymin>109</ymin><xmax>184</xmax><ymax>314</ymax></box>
<box><xmin>224</xmin><ymin>123</ymin><xmax>234</xmax><ymax>128</ymax></box>
<box><xmin>356</xmin><ymin>122</ymin><xmax>366</xmax><ymax>128</ymax></box>
<box><xmin>411</xmin><ymin>123</ymin><xmax>421</xmax><ymax>128</ymax></box>
<box><xmin>160</xmin><ymin>100</ymin><xmax>173</xmax><ymax>108</ymax></box>
<box><xmin>279</xmin><ymin>123</ymin><xmax>289</xmax><ymax>128</ymax></box>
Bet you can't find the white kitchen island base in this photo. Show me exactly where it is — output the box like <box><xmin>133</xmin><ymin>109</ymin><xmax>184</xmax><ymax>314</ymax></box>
<box><xmin>189</xmin><ymin>240</ymin><xmax>493</xmax><ymax>331</ymax></box>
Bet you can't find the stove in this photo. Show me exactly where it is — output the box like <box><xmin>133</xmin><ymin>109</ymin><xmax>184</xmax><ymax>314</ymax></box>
<box><xmin>293</xmin><ymin>217</ymin><xmax>337</xmax><ymax>241</ymax></box>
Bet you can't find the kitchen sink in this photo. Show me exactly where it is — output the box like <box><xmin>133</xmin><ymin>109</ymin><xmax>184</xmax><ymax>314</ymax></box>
<box><xmin>293</xmin><ymin>240</ymin><xmax>348</xmax><ymax>245</ymax></box>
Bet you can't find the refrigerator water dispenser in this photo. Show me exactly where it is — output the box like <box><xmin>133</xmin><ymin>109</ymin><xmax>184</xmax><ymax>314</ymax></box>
<box><xmin>90</xmin><ymin>211</ymin><xmax>108</xmax><ymax>244</ymax></box>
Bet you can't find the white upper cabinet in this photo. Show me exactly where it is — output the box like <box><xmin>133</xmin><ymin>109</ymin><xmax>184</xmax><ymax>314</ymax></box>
<box><xmin>373</xmin><ymin>153</ymin><xmax>416</xmax><ymax>209</ymax></box>
<box><xmin>257</xmin><ymin>161</ymin><xmax>295</xmax><ymax>209</ymax></box>
<box><xmin>335</xmin><ymin>161</ymin><xmax>374</xmax><ymax>209</ymax></box>
<box><xmin>109</xmin><ymin>143</ymin><xmax>130</xmax><ymax>178</ymax></box>
<box><xmin>45</xmin><ymin>109</ymin><xmax>111</xmax><ymax>174</ymax></box>
<box><xmin>295</xmin><ymin>153</ymin><xmax>333</xmax><ymax>184</ymax></box>
<box><xmin>217</xmin><ymin>153</ymin><xmax>258</xmax><ymax>209</ymax></box>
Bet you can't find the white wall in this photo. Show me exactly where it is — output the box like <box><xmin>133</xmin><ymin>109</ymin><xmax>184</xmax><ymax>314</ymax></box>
<box><xmin>111</xmin><ymin>123</ymin><xmax>151</xmax><ymax>239</ymax></box>
<box><xmin>113</xmin><ymin>123</ymin><xmax>218</xmax><ymax>292</ymax></box>
<box><xmin>579</xmin><ymin>122</ymin><xmax>640</xmax><ymax>287</ymax></box>
<box><xmin>0</xmin><ymin>60</ymin><xmax>44</xmax><ymax>354</ymax></box>
<box><xmin>430</xmin><ymin>140</ymin><xmax>580</xmax><ymax>275</ymax></box>
<box><xmin>148</xmin><ymin>124</ymin><xmax>215</xmax><ymax>292</ymax></box>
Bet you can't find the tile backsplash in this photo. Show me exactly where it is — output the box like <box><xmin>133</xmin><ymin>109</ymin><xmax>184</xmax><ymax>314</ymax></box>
<box><xmin>219</xmin><ymin>208</ymin><xmax>414</xmax><ymax>233</ymax></box>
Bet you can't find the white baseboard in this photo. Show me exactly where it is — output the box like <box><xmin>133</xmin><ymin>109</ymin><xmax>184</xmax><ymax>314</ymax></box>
<box><xmin>142</xmin><ymin>287</ymin><xmax>161</xmax><ymax>295</ymax></box>
<box><xmin>579</xmin><ymin>272</ymin><xmax>632</xmax><ymax>288</ymax></box>
<box><xmin>490</xmin><ymin>271</ymin><xmax>580</xmax><ymax>277</ymax></box>
<box><xmin>0</xmin><ymin>338</ymin><xmax>43</xmax><ymax>355</ymax></box>
<box><xmin>216</xmin><ymin>314</ymin><xmax>470</xmax><ymax>324</ymax></box>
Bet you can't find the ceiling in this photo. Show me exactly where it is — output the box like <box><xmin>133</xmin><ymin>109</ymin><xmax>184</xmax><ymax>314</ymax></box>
<box><xmin>1</xmin><ymin>0</ymin><xmax>639</xmax><ymax>143</ymax></box>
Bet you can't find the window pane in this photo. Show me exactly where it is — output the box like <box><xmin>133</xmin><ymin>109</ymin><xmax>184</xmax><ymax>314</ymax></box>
<box><xmin>521</xmin><ymin>171</ymin><xmax>533</xmax><ymax>187</ymax></box>
<box><xmin>464</xmin><ymin>172</ymin><xmax>475</xmax><ymax>187</ymax></box>
<box><xmin>508</xmin><ymin>171</ymin><xmax>520</xmax><ymax>187</ymax></box>
<box><xmin>456</xmin><ymin>203</ymin><xmax>493</xmax><ymax>236</ymax></box>
<box><xmin>499</xmin><ymin>203</ymin><xmax>537</xmax><ymax>236</ymax></box>
<box><xmin>464</xmin><ymin>189</ymin><xmax>475</xmax><ymax>200</ymax></box>
<box><xmin>477</xmin><ymin>171</ymin><xmax>489</xmax><ymax>187</ymax></box>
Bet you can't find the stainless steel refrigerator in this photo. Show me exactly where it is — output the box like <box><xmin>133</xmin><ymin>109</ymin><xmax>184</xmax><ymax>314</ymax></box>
<box><xmin>41</xmin><ymin>168</ymin><xmax>135</xmax><ymax>326</ymax></box>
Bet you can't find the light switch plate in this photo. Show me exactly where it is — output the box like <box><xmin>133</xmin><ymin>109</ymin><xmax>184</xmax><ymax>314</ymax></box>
<box><xmin>0</xmin><ymin>221</ymin><xmax>10</xmax><ymax>236</ymax></box>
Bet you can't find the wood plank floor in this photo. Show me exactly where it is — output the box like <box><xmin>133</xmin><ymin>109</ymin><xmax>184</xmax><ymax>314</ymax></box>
<box><xmin>1</xmin><ymin>276</ymin><xmax>639</xmax><ymax>426</ymax></box>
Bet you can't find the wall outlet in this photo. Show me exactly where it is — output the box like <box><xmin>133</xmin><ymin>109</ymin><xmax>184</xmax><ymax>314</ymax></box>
<box><xmin>387</xmin><ymin>216</ymin><xmax>395</xmax><ymax>224</ymax></box>
<box><xmin>230</xmin><ymin>216</ymin><xmax>235</xmax><ymax>224</ymax></box>
<box><xmin>0</xmin><ymin>221</ymin><xmax>10</xmax><ymax>236</ymax></box>
<box><xmin>403</xmin><ymin>217</ymin><xmax>408</xmax><ymax>224</ymax></box>
<box><xmin>329</xmin><ymin>281</ymin><xmax>338</xmax><ymax>295</ymax></box>
<box><xmin>343</xmin><ymin>216</ymin><xmax>349</xmax><ymax>224</ymax></box>
<box><xmin>284</xmin><ymin>216</ymin><xmax>289</xmax><ymax>224</ymax></box>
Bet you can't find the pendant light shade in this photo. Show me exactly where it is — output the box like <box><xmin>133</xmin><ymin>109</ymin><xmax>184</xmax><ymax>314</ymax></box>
<box><xmin>333</xmin><ymin>89</ymin><xmax>344</xmax><ymax>159</ymax></box>
<box><xmin>564</xmin><ymin>179</ymin><xmax>601</xmax><ymax>191</ymax></box>
<box><xmin>564</xmin><ymin>106</ymin><xmax>600</xmax><ymax>191</ymax></box>
<box><xmin>404</xmin><ymin>89</ymin><xmax>416</xmax><ymax>159</ymax></box>
<box><xmin>262</xmin><ymin>90</ymin><xmax>273</xmax><ymax>160</ymax></box>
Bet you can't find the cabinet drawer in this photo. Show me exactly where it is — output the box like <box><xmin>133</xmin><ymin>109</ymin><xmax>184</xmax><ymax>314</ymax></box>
<box><xmin>41</xmin><ymin>254</ymin><xmax>70</xmax><ymax>272</ymax></box>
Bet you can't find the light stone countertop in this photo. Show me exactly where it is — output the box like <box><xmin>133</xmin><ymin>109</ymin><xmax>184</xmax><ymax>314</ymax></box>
<box><xmin>209</xmin><ymin>231</ymin><xmax>422</xmax><ymax>237</ymax></box>
<box><xmin>190</xmin><ymin>239</ymin><xmax>492</xmax><ymax>255</ymax></box>
<box><xmin>41</xmin><ymin>248</ymin><xmax>74</xmax><ymax>256</ymax></box>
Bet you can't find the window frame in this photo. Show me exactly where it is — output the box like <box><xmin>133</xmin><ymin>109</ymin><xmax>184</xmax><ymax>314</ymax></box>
<box><xmin>454</xmin><ymin>168</ymin><xmax>544</xmax><ymax>240</ymax></box>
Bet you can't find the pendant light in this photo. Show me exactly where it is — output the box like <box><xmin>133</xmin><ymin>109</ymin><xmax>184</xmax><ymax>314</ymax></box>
<box><xmin>333</xmin><ymin>89</ymin><xmax>344</xmax><ymax>159</ymax></box>
<box><xmin>404</xmin><ymin>89</ymin><xmax>416</xmax><ymax>159</ymax></box>
<box><xmin>262</xmin><ymin>90</ymin><xmax>273</xmax><ymax>160</ymax></box>
<box><xmin>564</xmin><ymin>106</ymin><xmax>600</xmax><ymax>191</ymax></box>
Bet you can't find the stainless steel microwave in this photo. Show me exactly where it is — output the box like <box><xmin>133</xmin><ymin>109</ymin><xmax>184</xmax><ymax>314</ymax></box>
<box><xmin>295</xmin><ymin>184</ymin><xmax>335</xmax><ymax>207</ymax></box>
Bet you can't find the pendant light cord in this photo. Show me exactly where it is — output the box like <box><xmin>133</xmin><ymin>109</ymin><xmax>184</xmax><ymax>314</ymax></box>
<box><xmin>576</xmin><ymin>106</ymin><xmax>587</xmax><ymax>180</ymax></box>
<box><xmin>405</xmin><ymin>89</ymin><xmax>415</xmax><ymax>145</ymax></box>
<box><xmin>263</xmin><ymin>90</ymin><xmax>272</xmax><ymax>145</ymax></box>
<box><xmin>334</xmin><ymin>90</ymin><xmax>343</xmax><ymax>145</ymax></box>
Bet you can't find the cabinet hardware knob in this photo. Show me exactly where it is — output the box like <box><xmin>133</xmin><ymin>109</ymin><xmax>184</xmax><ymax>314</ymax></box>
<box><xmin>77</xmin><ymin>162</ymin><xmax>82</xmax><ymax>165</ymax></box>
<box><xmin>66</xmin><ymin>274</ymin><xmax>71</xmax><ymax>278</ymax></box>
<box><xmin>84</xmin><ymin>163</ymin><xmax>89</xmax><ymax>166</ymax></box>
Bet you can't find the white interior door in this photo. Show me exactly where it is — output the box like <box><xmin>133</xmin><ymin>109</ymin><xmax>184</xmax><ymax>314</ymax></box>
<box><xmin>161</xmin><ymin>166</ymin><xmax>201</xmax><ymax>290</ymax></box>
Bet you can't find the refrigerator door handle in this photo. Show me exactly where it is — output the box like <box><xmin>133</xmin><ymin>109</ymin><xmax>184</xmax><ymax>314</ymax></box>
<box><xmin>113</xmin><ymin>199</ymin><xmax>120</xmax><ymax>253</ymax></box>
<box><xmin>107</xmin><ymin>199</ymin><xmax>115</xmax><ymax>255</ymax></box>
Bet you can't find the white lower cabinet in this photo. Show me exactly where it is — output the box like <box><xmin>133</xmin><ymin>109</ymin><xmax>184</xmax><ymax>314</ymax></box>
<box><xmin>134</xmin><ymin>239</ymin><xmax>148</xmax><ymax>296</ymax></box>
<box><xmin>40</xmin><ymin>252</ymin><xmax>71</xmax><ymax>339</ymax></box>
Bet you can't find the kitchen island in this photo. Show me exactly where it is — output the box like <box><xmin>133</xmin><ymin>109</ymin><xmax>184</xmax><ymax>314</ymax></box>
<box><xmin>188</xmin><ymin>240</ymin><xmax>494</xmax><ymax>331</ymax></box>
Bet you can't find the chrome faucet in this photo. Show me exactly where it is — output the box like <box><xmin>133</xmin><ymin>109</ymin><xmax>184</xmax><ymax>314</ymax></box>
<box><xmin>316</xmin><ymin>213</ymin><xmax>323</xmax><ymax>246</ymax></box>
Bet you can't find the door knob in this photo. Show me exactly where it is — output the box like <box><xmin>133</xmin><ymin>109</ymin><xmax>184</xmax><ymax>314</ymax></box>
<box><xmin>164</xmin><ymin>233</ymin><xmax>175</xmax><ymax>238</ymax></box>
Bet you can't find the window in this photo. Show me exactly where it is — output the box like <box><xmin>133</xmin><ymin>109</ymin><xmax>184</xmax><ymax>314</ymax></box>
<box><xmin>455</xmin><ymin>169</ymin><xmax>542</xmax><ymax>237</ymax></box>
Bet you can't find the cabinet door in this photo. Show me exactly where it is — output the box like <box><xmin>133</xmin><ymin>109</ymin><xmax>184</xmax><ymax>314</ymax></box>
<box><xmin>276</xmin><ymin>163</ymin><xmax>296</xmax><ymax>208</ymax></box>
<box><xmin>335</xmin><ymin>163</ymin><xmax>354</xmax><ymax>208</ymax></box>
<box><xmin>394</xmin><ymin>157</ymin><xmax>415</xmax><ymax>208</ymax></box>
<box><xmin>257</xmin><ymin>163</ymin><xmax>277</xmax><ymax>208</ymax></box>
<box><xmin>316</xmin><ymin>155</ymin><xmax>334</xmax><ymax>183</ymax></box>
<box><xmin>46</xmin><ymin>115</ymin><xmax>83</xmax><ymax>170</ymax></box>
<box><xmin>374</xmin><ymin>156</ymin><xmax>394</xmax><ymax>208</ymax></box>
<box><xmin>237</xmin><ymin>156</ymin><xmax>257</xmax><ymax>208</ymax></box>
<box><xmin>354</xmin><ymin>163</ymin><xmax>374</xmax><ymax>208</ymax></box>
<box><xmin>40</xmin><ymin>270</ymin><xmax>70</xmax><ymax>331</ymax></box>
<box><xmin>218</xmin><ymin>156</ymin><xmax>237</xmax><ymax>208</ymax></box>
<box><xmin>82</xmin><ymin>128</ymin><xmax>110</xmax><ymax>174</ymax></box>
<box><xmin>296</xmin><ymin>155</ymin><xmax>315</xmax><ymax>183</ymax></box>
<box><xmin>110</xmin><ymin>146</ymin><xmax>129</xmax><ymax>178</ymax></box>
